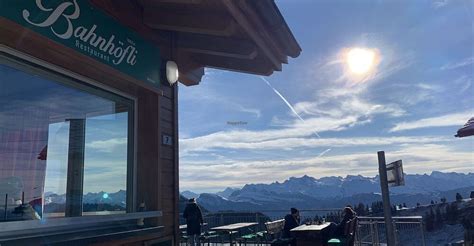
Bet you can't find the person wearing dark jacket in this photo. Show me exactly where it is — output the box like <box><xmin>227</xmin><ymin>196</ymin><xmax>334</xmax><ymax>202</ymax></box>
<box><xmin>324</xmin><ymin>206</ymin><xmax>357</xmax><ymax>242</ymax></box>
<box><xmin>183</xmin><ymin>198</ymin><xmax>203</xmax><ymax>246</ymax></box>
<box><xmin>335</xmin><ymin>206</ymin><xmax>356</xmax><ymax>236</ymax></box>
<box><xmin>282</xmin><ymin>207</ymin><xmax>300</xmax><ymax>246</ymax></box>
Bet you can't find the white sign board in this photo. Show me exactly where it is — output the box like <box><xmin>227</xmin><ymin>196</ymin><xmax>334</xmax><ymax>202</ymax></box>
<box><xmin>386</xmin><ymin>160</ymin><xmax>404</xmax><ymax>187</ymax></box>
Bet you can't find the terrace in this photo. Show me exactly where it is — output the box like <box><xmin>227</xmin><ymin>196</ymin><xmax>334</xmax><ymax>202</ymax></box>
<box><xmin>178</xmin><ymin>210</ymin><xmax>426</xmax><ymax>246</ymax></box>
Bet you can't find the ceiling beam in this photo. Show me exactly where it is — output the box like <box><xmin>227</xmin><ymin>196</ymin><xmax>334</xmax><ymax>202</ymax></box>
<box><xmin>249</xmin><ymin>1</ymin><xmax>301</xmax><ymax>58</ymax></box>
<box><xmin>142</xmin><ymin>7</ymin><xmax>236</xmax><ymax>36</ymax></box>
<box><xmin>234</xmin><ymin>0</ymin><xmax>288</xmax><ymax>64</ymax></box>
<box><xmin>222</xmin><ymin>0</ymin><xmax>283</xmax><ymax>71</ymax></box>
<box><xmin>177</xmin><ymin>33</ymin><xmax>257</xmax><ymax>59</ymax></box>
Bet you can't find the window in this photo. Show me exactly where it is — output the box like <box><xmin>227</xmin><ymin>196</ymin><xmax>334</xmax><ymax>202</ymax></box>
<box><xmin>0</xmin><ymin>55</ymin><xmax>134</xmax><ymax>222</ymax></box>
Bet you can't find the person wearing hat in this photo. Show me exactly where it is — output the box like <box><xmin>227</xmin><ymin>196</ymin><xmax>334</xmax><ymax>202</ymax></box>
<box><xmin>282</xmin><ymin>207</ymin><xmax>300</xmax><ymax>245</ymax></box>
<box><xmin>183</xmin><ymin>198</ymin><xmax>203</xmax><ymax>246</ymax></box>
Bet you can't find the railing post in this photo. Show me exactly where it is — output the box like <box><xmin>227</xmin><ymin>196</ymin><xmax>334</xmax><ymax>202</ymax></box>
<box><xmin>369</xmin><ymin>220</ymin><xmax>375</xmax><ymax>245</ymax></box>
<box><xmin>420</xmin><ymin>219</ymin><xmax>426</xmax><ymax>246</ymax></box>
<box><xmin>356</xmin><ymin>223</ymin><xmax>361</xmax><ymax>246</ymax></box>
<box><xmin>393</xmin><ymin>220</ymin><xmax>399</xmax><ymax>246</ymax></box>
<box><xmin>374</xmin><ymin>221</ymin><xmax>379</xmax><ymax>245</ymax></box>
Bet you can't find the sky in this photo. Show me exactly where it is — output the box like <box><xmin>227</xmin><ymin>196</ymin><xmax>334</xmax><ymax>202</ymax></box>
<box><xmin>178</xmin><ymin>0</ymin><xmax>474</xmax><ymax>193</ymax></box>
<box><xmin>0</xmin><ymin>64</ymin><xmax>128</xmax><ymax>198</ymax></box>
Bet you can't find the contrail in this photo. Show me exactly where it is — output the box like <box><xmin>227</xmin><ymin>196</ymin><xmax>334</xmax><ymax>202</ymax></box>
<box><xmin>318</xmin><ymin>148</ymin><xmax>332</xmax><ymax>157</ymax></box>
<box><xmin>260</xmin><ymin>77</ymin><xmax>321</xmax><ymax>138</ymax></box>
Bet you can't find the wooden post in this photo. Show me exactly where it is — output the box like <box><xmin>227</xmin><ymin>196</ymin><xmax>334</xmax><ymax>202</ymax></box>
<box><xmin>378</xmin><ymin>151</ymin><xmax>396</xmax><ymax>246</ymax></box>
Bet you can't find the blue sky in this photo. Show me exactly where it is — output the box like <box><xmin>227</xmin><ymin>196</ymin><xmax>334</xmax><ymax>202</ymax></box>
<box><xmin>178</xmin><ymin>0</ymin><xmax>473</xmax><ymax>193</ymax></box>
<box><xmin>0</xmin><ymin>64</ymin><xmax>129</xmax><ymax>198</ymax></box>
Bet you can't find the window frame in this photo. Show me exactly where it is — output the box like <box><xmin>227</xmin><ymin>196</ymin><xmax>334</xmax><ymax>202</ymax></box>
<box><xmin>0</xmin><ymin>45</ymin><xmax>138</xmax><ymax>218</ymax></box>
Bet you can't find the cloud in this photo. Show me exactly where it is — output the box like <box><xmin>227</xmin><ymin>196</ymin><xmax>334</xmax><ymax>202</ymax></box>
<box><xmin>384</xmin><ymin>82</ymin><xmax>444</xmax><ymax>106</ymax></box>
<box><xmin>180</xmin><ymin>81</ymin><xmax>261</xmax><ymax>119</ymax></box>
<box><xmin>278</xmin><ymin>47</ymin><xmax>412</xmax><ymax>135</ymax></box>
<box><xmin>389</xmin><ymin>111</ymin><xmax>474</xmax><ymax>132</ymax></box>
<box><xmin>453</xmin><ymin>75</ymin><xmax>472</xmax><ymax>94</ymax></box>
<box><xmin>86</xmin><ymin>138</ymin><xmax>127</xmax><ymax>153</ymax></box>
<box><xmin>294</xmin><ymin>96</ymin><xmax>405</xmax><ymax>119</ymax></box>
<box><xmin>236</xmin><ymin>105</ymin><xmax>261</xmax><ymax>118</ymax></box>
<box><xmin>181</xmin><ymin>133</ymin><xmax>451</xmax><ymax>155</ymax></box>
<box><xmin>261</xmin><ymin>76</ymin><xmax>321</xmax><ymax>137</ymax></box>
<box><xmin>432</xmin><ymin>0</ymin><xmax>451</xmax><ymax>9</ymax></box>
<box><xmin>441</xmin><ymin>57</ymin><xmax>474</xmax><ymax>70</ymax></box>
<box><xmin>180</xmin><ymin>143</ymin><xmax>473</xmax><ymax>192</ymax></box>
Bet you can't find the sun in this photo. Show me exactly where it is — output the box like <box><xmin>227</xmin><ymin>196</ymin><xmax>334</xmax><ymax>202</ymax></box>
<box><xmin>346</xmin><ymin>48</ymin><xmax>376</xmax><ymax>74</ymax></box>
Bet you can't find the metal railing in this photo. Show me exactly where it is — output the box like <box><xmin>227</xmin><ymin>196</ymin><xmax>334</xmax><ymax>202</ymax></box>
<box><xmin>180</xmin><ymin>211</ymin><xmax>426</xmax><ymax>246</ymax></box>
<box><xmin>179</xmin><ymin>209</ymin><xmax>343</xmax><ymax>245</ymax></box>
<box><xmin>356</xmin><ymin>216</ymin><xmax>425</xmax><ymax>246</ymax></box>
<box><xmin>180</xmin><ymin>209</ymin><xmax>343</xmax><ymax>231</ymax></box>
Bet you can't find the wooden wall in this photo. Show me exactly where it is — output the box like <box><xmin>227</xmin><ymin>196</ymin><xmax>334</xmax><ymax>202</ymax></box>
<box><xmin>0</xmin><ymin>14</ymin><xmax>179</xmax><ymax>245</ymax></box>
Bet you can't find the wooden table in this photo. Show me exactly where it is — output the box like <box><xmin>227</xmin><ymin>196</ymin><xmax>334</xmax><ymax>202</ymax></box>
<box><xmin>291</xmin><ymin>222</ymin><xmax>331</xmax><ymax>246</ymax></box>
<box><xmin>211</xmin><ymin>222</ymin><xmax>258</xmax><ymax>245</ymax></box>
<box><xmin>179</xmin><ymin>223</ymin><xmax>208</xmax><ymax>230</ymax></box>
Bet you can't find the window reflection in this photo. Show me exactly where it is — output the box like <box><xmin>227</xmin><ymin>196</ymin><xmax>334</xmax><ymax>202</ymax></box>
<box><xmin>0</xmin><ymin>60</ymin><xmax>132</xmax><ymax>222</ymax></box>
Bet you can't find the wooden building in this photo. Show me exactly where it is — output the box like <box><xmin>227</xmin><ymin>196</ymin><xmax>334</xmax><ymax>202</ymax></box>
<box><xmin>0</xmin><ymin>0</ymin><xmax>300</xmax><ymax>245</ymax></box>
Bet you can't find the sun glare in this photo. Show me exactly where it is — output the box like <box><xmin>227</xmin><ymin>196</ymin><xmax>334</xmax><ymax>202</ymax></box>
<box><xmin>346</xmin><ymin>48</ymin><xmax>376</xmax><ymax>74</ymax></box>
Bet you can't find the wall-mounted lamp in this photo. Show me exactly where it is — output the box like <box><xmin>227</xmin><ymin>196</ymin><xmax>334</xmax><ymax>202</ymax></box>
<box><xmin>166</xmin><ymin>61</ymin><xmax>179</xmax><ymax>85</ymax></box>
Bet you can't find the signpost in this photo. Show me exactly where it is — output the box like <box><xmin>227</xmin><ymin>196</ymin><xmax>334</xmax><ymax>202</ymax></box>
<box><xmin>378</xmin><ymin>151</ymin><xmax>404</xmax><ymax>246</ymax></box>
<box><xmin>386</xmin><ymin>160</ymin><xmax>404</xmax><ymax>187</ymax></box>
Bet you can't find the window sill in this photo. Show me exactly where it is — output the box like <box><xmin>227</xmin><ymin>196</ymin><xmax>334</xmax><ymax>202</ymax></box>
<box><xmin>0</xmin><ymin>211</ymin><xmax>162</xmax><ymax>244</ymax></box>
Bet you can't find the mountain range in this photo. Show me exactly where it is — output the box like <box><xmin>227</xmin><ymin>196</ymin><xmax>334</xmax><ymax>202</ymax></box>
<box><xmin>181</xmin><ymin>171</ymin><xmax>474</xmax><ymax>212</ymax></box>
<box><xmin>45</xmin><ymin>190</ymin><xmax>126</xmax><ymax>207</ymax></box>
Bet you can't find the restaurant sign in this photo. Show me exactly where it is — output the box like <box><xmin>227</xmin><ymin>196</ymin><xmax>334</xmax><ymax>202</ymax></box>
<box><xmin>0</xmin><ymin>0</ymin><xmax>161</xmax><ymax>87</ymax></box>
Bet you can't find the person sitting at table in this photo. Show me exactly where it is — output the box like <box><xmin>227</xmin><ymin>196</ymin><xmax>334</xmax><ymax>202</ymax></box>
<box><xmin>183</xmin><ymin>198</ymin><xmax>204</xmax><ymax>246</ymax></box>
<box><xmin>324</xmin><ymin>206</ymin><xmax>357</xmax><ymax>241</ymax></box>
<box><xmin>282</xmin><ymin>207</ymin><xmax>300</xmax><ymax>245</ymax></box>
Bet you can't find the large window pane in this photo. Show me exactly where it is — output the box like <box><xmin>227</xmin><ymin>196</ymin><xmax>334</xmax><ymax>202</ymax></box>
<box><xmin>0</xmin><ymin>57</ymin><xmax>133</xmax><ymax>222</ymax></box>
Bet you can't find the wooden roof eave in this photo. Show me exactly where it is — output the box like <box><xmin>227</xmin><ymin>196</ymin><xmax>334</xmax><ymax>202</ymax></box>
<box><xmin>249</xmin><ymin>0</ymin><xmax>302</xmax><ymax>58</ymax></box>
<box><xmin>94</xmin><ymin>0</ymin><xmax>301</xmax><ymax>87</ymax></box>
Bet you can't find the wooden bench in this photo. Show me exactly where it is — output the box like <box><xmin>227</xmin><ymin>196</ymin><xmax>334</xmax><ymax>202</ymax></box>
<box><xmin>266</xmin><ymin>219</ymin><xmax>285</xmax><ymax>240</ymax></box>
<box><xmin>260</xmin><ymin>219</ymin><xmax>294</xmax><ymax>246</ymax></box>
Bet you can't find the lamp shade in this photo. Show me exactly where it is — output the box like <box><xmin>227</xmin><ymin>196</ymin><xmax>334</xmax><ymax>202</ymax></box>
<box><xmin>166</xmin><ymin>61</ymin><xmax>179</xmax><ymax>85</ymax></box>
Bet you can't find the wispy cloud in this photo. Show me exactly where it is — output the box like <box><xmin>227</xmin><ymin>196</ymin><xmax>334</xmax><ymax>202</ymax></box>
<box><xmin>181</xmin><ymin>134</ymin><xmax>451</xmax><ymax>155</ymax></box>
<box><xmin>389</xmin><ymin>111</ymin><xmax>474</xmax><ymax>132</ymax></box>
<box><xmin>180</xmin><ymin>143</ymin><xmax>473</xmax><ymax>192</ymax></box>
<box><xmin>86</xmin><ymin>138</ymin><xmax>127</xmax><ymax>153</ymax></box>
<box><xmin>432</xmin><ymin>0</ymin><xmax>451</xmax><ymax>9</ymax></box>
<box><xmin>453</xmin><ymin>75</ymin><xmax>473</xmax><ymax>94</ymax></box>
<box><xmin>441</xmin><ymin>57</ymin><xmax>474</xmax><ymax>70</ymax></box>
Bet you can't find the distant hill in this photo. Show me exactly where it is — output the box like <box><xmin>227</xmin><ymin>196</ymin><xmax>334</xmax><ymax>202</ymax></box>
<box><xmin>231</xmin><ymin>171</ymin><xmax>474</xmax><ymax>199</ymax></box>
<box><xmin>179</xmin><ymin>194</ymin><xmax>209</xmax><ymax>214</ymax></box>
<box><xmin>194</xmin><ymin>171</ymin><xmax>474</xmax><ymax>212</ymax></box>
<box><xmin>45</xmin><ymin>190</ymin><xmax>126</xmax><ymax>207</ymax></box>
<box><xmin>181</xmin><ymin>190</ymin><xmax>199</xmax><ymax>199</ymax></box>
<box><xmin>216</xmin><ymin>187</ymin><xmax>239</xmax><ymax>199</ymax></box>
